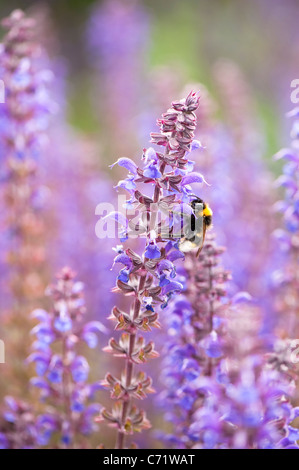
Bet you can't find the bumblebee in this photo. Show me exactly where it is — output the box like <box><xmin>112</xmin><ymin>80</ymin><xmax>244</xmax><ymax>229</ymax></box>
<box><xmin>179</xmin><ymin>196</ymin><xmax>213</xmax><ymax>257</ymax></box>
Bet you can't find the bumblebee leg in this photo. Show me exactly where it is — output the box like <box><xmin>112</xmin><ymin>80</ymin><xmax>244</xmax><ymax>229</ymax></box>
<box><xmin>196</xmin><ymin>225</ymin><xmax>206</xmax><ymax>257</ymax></box>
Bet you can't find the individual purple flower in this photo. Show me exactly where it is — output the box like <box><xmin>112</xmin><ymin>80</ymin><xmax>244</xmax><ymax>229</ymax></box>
<box><xmin>144</xmin><ymin>241</ymin><xmax>161</xmax><ymax>259</ymax></box>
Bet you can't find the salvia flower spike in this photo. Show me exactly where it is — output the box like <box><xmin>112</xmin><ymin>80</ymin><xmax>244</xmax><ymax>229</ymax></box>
<box><xmin>161</xmin><ymin>232</ymin><xmax>299</xmax><ymax>449</ymax></box>
<box><xmin>27</xmin><ymin>267</ymin><xmax>106</xmax><ymax>448</ymax></box>
<box><xmin>273</xmin><ymin>107</ymin><xmax>299</xmax><ymax>338</ymax></box>
<box><xmin>0</xmin><ymin>9</ymin><xmax>52</xmax><ymax>395</ymax></box>
<box><xmin>99</xmin><ymin>91</ymin><xmax>207</xmax><ymax>449</ymax></box>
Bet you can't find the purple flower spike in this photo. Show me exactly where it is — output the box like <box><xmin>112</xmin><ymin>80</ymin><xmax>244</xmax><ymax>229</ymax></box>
<box><xmin>0</xmin><ymin>8</ymin><xmax>53</xmax><ymax>397</ymax></box>
<box><xmin>272</xmin><ymin>108</ymin><xmax>299</xmax><ymax>338</ymax></box>
<box><xmin>28</xmin><ymin>268</ymin><xmax>105</xmax><ymax>448</ymax></box>
<box><xmin>99</xmin><ymin>91</ymin><xmax>208</xmax><ymax>449</ymax></box>
<box><xmin>86</xmin><ymin>0</ymin><xmax>149</xmax><ymax>155</ymax></box>
<box><xmin>160</xmin><ymin>231</ymin><xmax>299</xmax><ymax>449</ymax></box>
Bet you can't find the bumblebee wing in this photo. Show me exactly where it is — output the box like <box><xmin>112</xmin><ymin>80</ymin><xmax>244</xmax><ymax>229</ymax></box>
<box><xmin>196</xmin><ymin>224</ymin><xmax>207</xmax><ymax>257</ymax></box>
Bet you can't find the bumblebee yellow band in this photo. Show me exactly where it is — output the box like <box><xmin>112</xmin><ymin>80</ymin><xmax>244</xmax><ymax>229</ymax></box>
<box><xmin>203</xmin><ymin>206</ymin><xmax>213</xmax><ymax>217</ymax></box>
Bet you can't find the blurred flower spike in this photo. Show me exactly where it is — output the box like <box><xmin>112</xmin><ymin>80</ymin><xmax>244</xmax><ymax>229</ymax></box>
<box><xmin>26</xmin><ymin>267</ymin><xmax>107</xmax><ymax>448</ymax></box>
